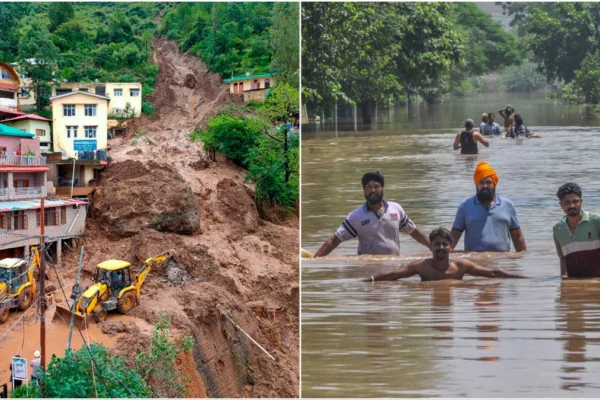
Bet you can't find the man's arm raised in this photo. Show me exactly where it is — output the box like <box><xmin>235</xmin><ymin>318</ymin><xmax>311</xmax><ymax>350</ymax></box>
<box><xmin>364</xmin><ymin>261</ymin><xmax>420</xmax><ymax>282</ymax></box>
<box><xmin>314</xmin><ymin>235</ymin><xmax>342</xmax><ymax>258</ymax></box>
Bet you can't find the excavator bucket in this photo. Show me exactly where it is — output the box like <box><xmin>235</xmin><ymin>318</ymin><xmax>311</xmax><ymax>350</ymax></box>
<box><xmin>52</xmin><ymin>304</ymin><xmax>88</xmax><ymax>330</ymax></box>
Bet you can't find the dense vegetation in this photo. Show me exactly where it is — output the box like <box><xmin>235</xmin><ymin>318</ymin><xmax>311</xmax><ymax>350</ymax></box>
<box><xmin>11</xmin><ymin>315</ymin><xmax>193</xmax><ymax>398</ymax></box>
<box><xmin>504</xmin><ymin>2</ymin><xmax>600</xmax><ymax>103</ymax></box>
<box><xmin>159</xmin><ymin>2</ymin><xmax>298</xmax><ymax>88</ymax></box>
<box><xmin>190</xmin><ymin>83</ymin><xmax>299</xmax><ymax>211</ymax></box>
<box><xmin>302</xmin><ymin>2</ymin><xmax>523</xmax><ymax>117</ymax></box>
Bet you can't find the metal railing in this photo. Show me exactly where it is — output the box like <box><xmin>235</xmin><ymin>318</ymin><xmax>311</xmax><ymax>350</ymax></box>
<box><xmin>14</xmin><ymin>186</ymin><xmax>43</xmax><ymax>196</ymax></box>
<box><xmin>0</xmin><ymin>155</ymin><xmax>47</xmax><ymax>166</ymax></box>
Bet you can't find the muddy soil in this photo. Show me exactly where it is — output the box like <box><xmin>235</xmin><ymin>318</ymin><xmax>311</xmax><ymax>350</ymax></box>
<box><xmin>35</xmin><ymin>37</ymin><xmax>298</xmax><ymax>397</ymax></box>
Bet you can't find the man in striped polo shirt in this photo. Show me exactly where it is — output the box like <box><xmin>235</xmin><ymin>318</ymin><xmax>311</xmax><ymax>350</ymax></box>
<box><xmin>314</xmin><ymin>170</ymin><xmax>431</xmax><ymax>257</ymax></box>
<box><xmin>553</xmin><ymin>183</ymin><xmax>600</xmax><ymax>278</ymax></box>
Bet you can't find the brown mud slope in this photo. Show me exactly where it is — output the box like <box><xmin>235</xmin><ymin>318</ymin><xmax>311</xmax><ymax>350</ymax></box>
<box><xmin>57</xmin><ymin>37</ymin><xmax>299</xmax><ymax>397</ymax></box>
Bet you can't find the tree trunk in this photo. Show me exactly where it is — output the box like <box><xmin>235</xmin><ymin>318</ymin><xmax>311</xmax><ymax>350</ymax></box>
<box><xmin>360</xmin><ymin>101</ymin><xmax>372</xmax><ymax>124</ymax></box>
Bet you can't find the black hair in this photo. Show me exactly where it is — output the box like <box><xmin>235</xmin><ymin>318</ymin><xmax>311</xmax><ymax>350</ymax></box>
<box><xmin>361</xmin><ymin>170</ymin><xmax>384</xmax><ymax>189</ymax></box>
<box><xmin>429</xmin><ymin>227</ymin><xmax>452</xmax><ymax>244</ymax></box>
<box><xmin>488</xmin><ymin>112</ymin><xmax>495</xmax><ymax>118</ymax></box>
<box><xmin>557</xmin><ymin>183</ymin><xmax>582</xmax><ymax>201</ymax></box>
<box><xmin>514</xmin><ymin>114</ymin><xmax>523</xmax><ymax>126</ymax></box>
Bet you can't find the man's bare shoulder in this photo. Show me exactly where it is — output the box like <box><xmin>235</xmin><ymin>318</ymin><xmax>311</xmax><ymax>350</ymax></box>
<box><xmin>453</xmin><ymin>258</ymin><xmax>478</xmax><ymax>268</ymax></box>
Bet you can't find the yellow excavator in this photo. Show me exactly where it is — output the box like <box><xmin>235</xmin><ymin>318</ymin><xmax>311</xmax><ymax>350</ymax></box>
<box><xmin>53</xmin><ymin>253</ymin><xmax>168</xmax><ymax>328</ymax></box>
<box><xmin>0</xmin><ymin>247</ymin><xmax>40</xmax><ymax>323</ymax></box>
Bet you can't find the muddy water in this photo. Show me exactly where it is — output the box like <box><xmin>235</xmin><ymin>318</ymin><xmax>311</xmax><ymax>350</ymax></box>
<box><xmin>0</xmin><ymin>305</ymin><xmax>116</xmax><ymax>386</ymax></box>
<box><xmin>302</xmin><ymin>95</ymin><xmax>600</xmax><ymax>397</ymax></box>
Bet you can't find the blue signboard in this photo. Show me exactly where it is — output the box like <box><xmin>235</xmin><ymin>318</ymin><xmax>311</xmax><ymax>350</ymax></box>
<box><xmin>74</xmin><ymin>140</ymin><xmax>97</xmax><ymax>151</ymax></box>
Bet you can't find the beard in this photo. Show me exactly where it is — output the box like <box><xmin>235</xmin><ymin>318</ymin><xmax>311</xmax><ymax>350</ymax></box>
<box><xmin>476</xmin><ymin>187</ymin><xmax>495</xmax><ymax>202</ymax></box>
<box><xmin>365</xmin><ymin>191</ymin><xmax>383</xmax><ymax>205</ymax></box>
<box><xmin>567</xmin><ymin>207</ymin><xmax>581</xmax><ymax>217</ymax></box>
<box><xmin>434</xmin><ymin>249</ymin><xmax>449</xmax><ymax>260</ymax></box>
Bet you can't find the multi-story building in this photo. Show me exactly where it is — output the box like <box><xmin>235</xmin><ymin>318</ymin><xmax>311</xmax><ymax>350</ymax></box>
<box><xmin>0</xmin><ymin>124</ymin><xmax>87</xmax><ymax>261</ymax></box>
<box><xmin>0</xmin><ymin>62</ymin><xmax>21</xmax><ymax>113</ymax></box>
<box><xmin>1</xmin><ymin>114</ymin><xmax>52</xmax><ymax>152</ymax></box>
<box><xmin>48</xmin><ymin>91</ymin><xmax>109</xmax><ymax>197</ymax></box>
<box><xmin>224</xmin><ymin>73</ymin><xmax>277</xmax><ymax>101</ymax></box>
<box><xmin>52</xmin><ymin>82</ymin><xmax>142</xmax><ymax>118</ymax></box>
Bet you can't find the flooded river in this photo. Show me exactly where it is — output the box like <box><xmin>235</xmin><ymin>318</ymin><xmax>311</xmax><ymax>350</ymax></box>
<box><xmin>301</xmin><ymin>94</ymin><xmax>600</xmax><ymax>397</ymax></box>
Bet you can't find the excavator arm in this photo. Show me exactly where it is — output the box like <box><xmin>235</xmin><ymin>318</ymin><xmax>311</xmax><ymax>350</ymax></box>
<box><xmin>134</xmin><ymin>253</ymin><xmax>168</xmax><ymax>298</ymax></box>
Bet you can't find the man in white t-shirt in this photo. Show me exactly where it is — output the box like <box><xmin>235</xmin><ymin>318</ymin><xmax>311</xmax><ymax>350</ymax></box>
<box><xmin>314</xmin><ymin>170</ymin><xmax>431</xmax><ymax>257</ymax></box>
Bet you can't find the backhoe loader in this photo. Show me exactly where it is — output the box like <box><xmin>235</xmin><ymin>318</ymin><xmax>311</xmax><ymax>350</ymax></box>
<box><xmin>0</xmin><ymin>247</ymin><xmax>40</xmax><ymax>323</ymax></box>
<box><xmin>53</xmin><ymin>253</ymin><xmax>168</xmax><ymax>329</ymax></box>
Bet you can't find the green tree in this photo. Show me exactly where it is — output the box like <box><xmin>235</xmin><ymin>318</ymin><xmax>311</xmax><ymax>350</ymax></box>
<box><xmin>48</xmin><ymin>2</ymin><xmax>75</xmax><ymax>32</ymax></box>
<box><xmin>18</xmin><ymin>25</ymin><xmax>59</xmax><ymax>111</ymax></box>
<box><xmin>260</xmin><ymin>83</ymin><xmax>299</xmax><ymax>124</ymax></box>
<box><xmin>573</xmin><ymin>50</ymin><xmax>600</xmax><ymax>104</ymax></box>
<box><xmin>505</xmin><ymin>2</ymin><xmax>600</xmax><ymax>83</ymax></box>
<box><xmin>269</xmin><ymin>3</ymin><xmax>299</xmax><ymax>88</ymax></box>
<box><xmin>500</xmin><ymin>62</ymin><xmax>548</xmax><ymax>92</ymax></box>
<box><xmin>11</xmin><ymin>344</ymin><xmax>152</xmax><ymax>398</ymax></box>
<box><xmin>0</xmin><ymin>3</ymin><xmax>32</xmax><ymax>62</ymax></box>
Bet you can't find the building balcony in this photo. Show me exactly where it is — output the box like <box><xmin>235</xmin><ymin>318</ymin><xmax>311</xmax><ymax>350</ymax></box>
<box><xmin>0</xmin><ymin>186</ymin><xmax>46</xmax><ymax>201</ymax></box>
<box><xmin>0</xmin><ymin>155</ymin><xmax>47</xmax><ymax>166</ymax></box>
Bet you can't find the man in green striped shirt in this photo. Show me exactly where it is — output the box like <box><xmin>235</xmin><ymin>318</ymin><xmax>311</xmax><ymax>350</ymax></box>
<box><xmin>553</xmin><ymin>183</ymin><xmax>600</xmax><ymax>278</ymax></box>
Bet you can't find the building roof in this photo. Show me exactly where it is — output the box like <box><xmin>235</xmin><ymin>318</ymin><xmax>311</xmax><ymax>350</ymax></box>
<box><xmin>1</xmin><ymin>114</ymin><xmax>52</xmax><ymax>123</ymax></box>
<box><xmin>0</xmin><ymin>198</ymin><xmax>88</xmax><ymax>213</ymax></box>
<box><xmin>0</xmin><ymin>62</ymin><xmax>20</xmax><ymax>86</ymax></box>
<box><xmin>224</xmin><ymin>72</ymin><xmax>277</xmax><ymax>83</ymax></box>
<box><xmin>49</xmin><ymin>91</ymin><xmax>111</xmax><ymax>102</ymax></box>
<box><xmin>0</xmin><ymin>123</ymin><xmax>34</xmax><ymax>138</ymax></box>
<box><xmin>0</xmin><ymin>109</ymin><xmax>25</xmax><ymax>117</ymax></box>
<box><xmin>0</xmin><ymin>82</ymin><xmax>19</xmax><ymax>91</ymax></box>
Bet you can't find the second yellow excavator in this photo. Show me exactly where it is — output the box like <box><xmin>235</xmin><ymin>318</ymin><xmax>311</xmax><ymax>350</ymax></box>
<box><xmin>53</xmin><ymin>253</ymin><xmax>168</xmax><ymax>328</ymax></box>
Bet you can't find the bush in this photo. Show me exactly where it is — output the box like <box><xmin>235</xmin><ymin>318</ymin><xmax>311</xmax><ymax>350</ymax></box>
<box><xmin>190</xmin><ymin>114</ymin><xmax>267</xmax><ymax>166</ymax></box>
<box><xmin>573</xmin><ymin>50</ymin><xmax>600</xmax><ymax>104</ymax></box>
<box><xmin>500</xmin><ymin>62</ymin><xmax>548</xmax><ymax>92</ymax></box>
<box><xmin>450</xmin><ymin>79</ymin><xmax>475</xmax><ymax>97</ymax></box>
<box><xmin>11</xmin><ymin>344</ymin><xmax>152</xmax><ymax>398</ymax></box>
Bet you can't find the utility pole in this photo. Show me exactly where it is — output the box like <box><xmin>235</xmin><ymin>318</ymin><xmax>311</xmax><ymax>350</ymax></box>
<box><xmin>39</xmin><ymin>198</ymin><xmax>46</xmax><ymax>396</ymax></box>
<box><xmin>67</xmin><ymin>246</ymin><xmax>84</xmax><ymax>349</ymax></box>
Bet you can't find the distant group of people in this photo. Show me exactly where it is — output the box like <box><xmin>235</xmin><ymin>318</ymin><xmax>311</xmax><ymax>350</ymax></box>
<box><xmin>454</xmin><ymin>105</ymin><xmax>539</xmax><ymax>155</ymax></box>
<box><xmin>315</xmin><ymin>165</ymin><xmax>599</xmax><ymax>282</ymax></box>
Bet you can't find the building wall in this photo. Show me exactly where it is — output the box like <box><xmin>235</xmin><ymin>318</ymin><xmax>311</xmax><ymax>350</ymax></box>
<box><xmin>19</xmin><ymin>138</ymin><xmax>41</xmax><ymax>157</ymax></box>
<box><xmin>51</xmin><ymin>93</ymin><xmax>109</xmax><ymax>158</ymax></box>
<box><xmin>5</xmin><ymin>120</ymin><xmax>52</xmax><ymax>144</ymax></box>
<box><xmin>0</xmin><ymin>63</ymin><xmax>20</xmax><ymax>110</ymax></box>
<box><xmin>0</xmin><ymin>136</ymin><xmax>26</xmax><ymax>153</ymax></box>
<box><xmin>0</xmin><ymin>203</ymin><xmax>87</xmax><ymax>251</ymax></box>
<box><xmin>229</xmin><ymin>77</ymin><xmax>275</xmax><ymax>94</ymax></box>
<box><xmin>53</xmin><ymin>82</ymin><xmax>142</xmax><ymax>118</ymax></box>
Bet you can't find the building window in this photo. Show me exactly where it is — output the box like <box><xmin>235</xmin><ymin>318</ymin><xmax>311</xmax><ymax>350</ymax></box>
<box><xmin>36</xmin><ymin>129</ymin><xmax>45</xmax><ymax>137</ymax></box>
<box><xmin>252</xmin><ymin>80</ymin><xmax>260</xmax><ymax>90</ymax></box>
<box><xmin>12</xmin><ymin>211</ymin><xmax>27</xmax><ymax>230</ymax></box>
<box><xmin>79</xmin><ymin>88</ymin><xmax>89</xmax><ymax>92</ymax></box>
<box><xmin>0</xmin><ymin>90</ymin><xmax>14</xmax><ymax>99</ymax></box>
<box><xmin>61</xmin><ymin>206</ymin><xmax>67</xmax><ymax>224</ymax></box>
<box><xmin>56</xmin><ymin>89</ymin><xmax>72</xmax><ymax>96</ymax></box>
<box><xmin>36</xmin><ymin>209</ymin><xmax>59</xmax><ymax>226</ymax></box>
<box><xmin>84</xmin><ymin>104</ymin><xmax>96</xmax><ymax>117</ymax></box>
<box><xmin>114</xmin><ymin>89</ymin><xmax>123</xmax><ymax>97</ymax></box>
<box><xmin>130</xmin><ymin>88</ymin><xmax>140</xmax><ymax>97</ymax></box>
<box><xmin>84</xmin><ymin>126</ymin><xmax>97</xmax><ymax>138</ymax></box>
<box><xmin>0</xmin><ymin>69</ymin><xmax>10</xmax><ymax>79</ymax></box>
<box><xmin>63</xmin><ymin>104</ymin><xmax>76</xmax><ymax>117</ymax></box>
<box><xmin>265</xmin><ymin>78</ymin><xmax>270</xmax><ymax>89</ymax></box>
<box><xmin>66</xmin><ymin>126</ymin><xmax>78</xmax><ymax>138</ymax></box>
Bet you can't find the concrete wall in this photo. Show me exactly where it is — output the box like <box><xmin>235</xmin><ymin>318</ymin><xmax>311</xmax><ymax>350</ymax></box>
<box><xmin>0</xmin><ymin>203</ymin><xmax>87</xmax><ymax>251</ymax></box>
<box><xmin>51</xmin><ymin>93</ymin><xmax>109</xmax><ymax>158</ymax></box>
<box><xmin>243</xmin><ymin>89</ymin><xmax>269</xmax><ymax>102</ymax></box>
<box><xmin>19</xmin><ymin>138</ymin><xmax>41</xmax><ymax>157</ymax></box>
<box><xmin>53</xmin><ymin>82</ymin><xmax>142</xmax><ymax>118</ymax></box>
<box><xmin>0</xmin><ymin>136</ymin><xmax>24</xmax><ymax>153</ymax></box>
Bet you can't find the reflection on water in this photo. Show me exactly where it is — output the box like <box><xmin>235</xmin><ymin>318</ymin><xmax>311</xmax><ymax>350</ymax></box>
<box><xmin>302</xmin><ymin>94</ymin><xmax>600</xmax><ymax>397</ymax></box>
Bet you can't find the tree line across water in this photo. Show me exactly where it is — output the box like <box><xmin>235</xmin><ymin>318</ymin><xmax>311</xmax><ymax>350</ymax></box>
<box><xmin>302</xmin><ymin>2</ymin><xmax>600</xmax><ymax>121</ymax></box>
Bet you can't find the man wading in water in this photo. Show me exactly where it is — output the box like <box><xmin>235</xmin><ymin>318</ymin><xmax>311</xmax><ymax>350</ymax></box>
<box><xmin>366</xmin><ymin>228</ymin><xmax>526</xmax><ymax>282</ymax></box>
<box><xmin>314</xmin><ymin>170</ymin><xmax>431</xmax><ymax>257</ymax></box>
<box><xmin>453</xmin><ymin>119</ymin><xmax>489</xmax><ymax>154</ymax></box>
<box><xmin>499</xmin><ymin>105</ymin><xmax>515</xmax><ymax>133</ymax></box>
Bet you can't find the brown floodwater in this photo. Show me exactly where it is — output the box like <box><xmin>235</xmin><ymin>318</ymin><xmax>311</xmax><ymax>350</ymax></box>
<box><xmin>301</xmin><ymin>94</ymin><xmax>600</xmax><ymax>397</ymax></box>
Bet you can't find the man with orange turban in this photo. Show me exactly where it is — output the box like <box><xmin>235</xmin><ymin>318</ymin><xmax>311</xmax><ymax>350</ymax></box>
<box><xmin>450</xmin><ymin>162</ymin><xmax>527</xmax><ymax>252</ymax></box>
